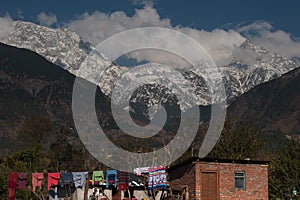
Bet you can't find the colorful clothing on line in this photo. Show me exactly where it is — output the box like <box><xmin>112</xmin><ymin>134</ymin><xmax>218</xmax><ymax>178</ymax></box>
<box><xmin>48</xmin><ymin>187</ymin><xmax>59</xmax><ymax>200</ymax></box>
<box><xmin>8</xmin><ymin>172</ymin><xmax>18</xmax><ymax>200</ymax></box>
<box><xmin>117</xmin><ymin>171</ymin><xmax>129</xmax><ymax>191</ymax></box>
<box><xmin>32</xmin><ymin>173</ymin><xmax>44</xmax><ymax>192</ymax></box>
<box><xmin>92</xmin><ymin>171</ymin><xmax>104</xmax><ymax>185</ymax></box>
<box><xmin>72</xmin><ymin>172</ymin><xmax>88</xmax><ymax>189</ymax></box>
<box><xmin>148</xmin><ymin>166</ymin><xmax>167</xmax><ymax>190</ymax></box>
<box><xmin>60</xmin><ymin>172</ymin><xmax>73</xmax><ymax>187</ymax></box>
<box><xmin>48</xmin><ymin>172</ymin><xmax>61</xmax><ymax>191</ymax></box>
<box><xmin>134</xmin><ymin>167</ymin><xmax>150</xmax><ymax>176</ymax></box>
<box><xmin>16</xmin><ymin>173</ymin><xmax>28</xmax><ymax>189</ymax></box>
<box><xmin>106</xmin><ymin>170</ymin><xmax>117</xmax><ymax>188</ymax></box>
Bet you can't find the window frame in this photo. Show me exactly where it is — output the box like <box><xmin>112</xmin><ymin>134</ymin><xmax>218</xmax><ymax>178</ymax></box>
<box><xmin>234</xmin><ymin>171</ymin><xmax>246</xmax><ymax>190</ymax></box>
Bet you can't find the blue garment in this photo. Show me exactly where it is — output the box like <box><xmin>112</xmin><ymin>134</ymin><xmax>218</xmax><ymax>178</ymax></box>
<box><xmin>106</xmin><ymin>170</ymin><xmax>117</xmax><ymax>188</ymax></box>
<box><xmin>72</xmin><ymin>172</ymin><xmax>88</xmax><ymax>189</ymax></box>
<box><xmin>60</xmin><ymin>172</ymin><xmax>73</xmax><ymax>187</ymax></box>
<box><xmin>48</xmin><ymin>187</ymin><xmax>58</xmax><ymax>200</ymax></box>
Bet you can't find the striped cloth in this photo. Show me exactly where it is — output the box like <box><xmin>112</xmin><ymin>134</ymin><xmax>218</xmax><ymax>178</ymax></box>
<box><xmin>117</xmin><ymin>171</ymin><xmax>129</xmax><ymax>191</ymax></box>
<box><xmin>148</xmin><ymin>166</ymin><xmax>167</xmax><ymax>190</ymax></box>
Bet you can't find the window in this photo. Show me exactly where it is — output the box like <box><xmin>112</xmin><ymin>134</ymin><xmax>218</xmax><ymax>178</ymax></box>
<box><xmin>234</xmin><ymin>172</ymin><xmax>246</xmax><ymax>190</ymax></box>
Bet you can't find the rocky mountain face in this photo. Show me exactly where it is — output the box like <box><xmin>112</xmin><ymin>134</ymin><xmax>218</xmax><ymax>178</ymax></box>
<box><xmin>1</xmin><ymin>21</ymin><xmax>299</xmax><ymax>137</ymax></box>
<box><xmin>1</xmin><ymin>21</ymin><xmax>298</xmax><ymax>116</ymax></box>
<box><xmin>228</xmin><ymin>66</ymin><xmax>300</xmax><ymax>135</ymax></box>
<box><xmin>0</xmin><ymin>43</ymin><xmax>173</xmax><ymax>154</ymax></box>
<box><xmin>2</xmin><ymin>21</ymin><xmax>92</xmax><ymax>70</ymax></box>
<box><xmin>0</xmin><ymin>43</ymin><xmax>112</xmax><ymax>151</ymax></box>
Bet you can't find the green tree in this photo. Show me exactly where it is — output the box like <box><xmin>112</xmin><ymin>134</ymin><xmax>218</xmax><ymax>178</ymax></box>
<box><xmin>0</xmin><ymin>146</ymin><xmax>48</xmax><ymax>199</ymax></box>
<box><xmin>0</xmin><ymin>116</ymin><xmax>55</xmax><ymax>199</ymax></box>
<box><xmin>208</xmin><ymin>120</ymin><xmax>267</xmax><ymax>160</ymax></box>
<box><xmin>269</xmin><ymin>140</ymin><xmax>300</xmax><ymax>199</ymax></box>
<box><xmin>48</xmin><ymin>125</ymin><xmax>85</xmax><ymax>171</ymax></box>
<box><xmin>0</xmin><ymin>116</ymin><xmax>88</xmax><ymax>199</ymax></box>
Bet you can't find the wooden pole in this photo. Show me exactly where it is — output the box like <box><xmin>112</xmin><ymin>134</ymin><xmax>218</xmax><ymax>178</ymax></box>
<box><xmin>83</xmin><ymin>145</ymin><xmax>101</xmax><ymax>200</ymax></box>
<box><xmin>84</xmin><ymin>172</ymin><xmax>91</xmax><ymax>200</ymax></box>
<box><xmin>83</xmin><ymin>146</ymin><xmax>90</xmax><ymax>200</ymax></box>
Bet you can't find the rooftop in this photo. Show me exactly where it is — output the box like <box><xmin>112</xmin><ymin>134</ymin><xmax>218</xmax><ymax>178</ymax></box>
<box><xmin>168</xmin><ymin>157</ymin><xmax>269</xmax><ymax>171</ymax></box>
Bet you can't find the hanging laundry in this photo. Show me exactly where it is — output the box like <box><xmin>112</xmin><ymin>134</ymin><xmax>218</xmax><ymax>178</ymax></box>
<box><xmin>60</xmin><ymin>172</ymin><xmax>73</xmax><ymax>198</ymax></box>
<box><xmin>49</xmin><ymin>187</ymin><xmax>59</xmax><ymax>200</ymax></box>
<box><xmin>60</xmin><ymin>172</ymin><xmax>74</xmax><ymax>187</ymax></box>
<box><xmin>72</xmin><ymin>172</ymin><xmax>88</xmax><ymax>189</ymax></box>
<box><xmin>92</xmin><ymin>171</ymin><xmax>104</xmax><ymax>185</ymax></box>
<box><xmin>106</xmin><ymin>170</ymin><xmax>117</xmax><ymax>188</ymax></box>
<box><xmin>32</xmin><ymin>173</ymin><xmax>44</xmax><ymax>192</ymax></box>
<box><xmin>8</xmin><ymin>172</ymin><xmax>18</xmax><ymax>200</ymax></box>
<box><xmin>16</xmin><ymin>173</ymin><xmax>28</xmax><ymax>189</ymax></box>
<box><xmin>134</xmin><ymin>167</ymin><xmax>150</xmax><ymax>176</ymax></box>
<box><xmin>154</xmin><ymin>167</ymin><xmax>167</xmax><ymax>190</ymax></box>
<box><xmin>148</xmin><ymin>170</ymin><xmax>154</xmax><ymax>190</ymax></box>
<box><xmin>148</xmin><ymin>166</ymin><xmax>167</xmax><ymax>190</ymax></box>
<box><xmin>48</xmin><ymin>172</ymin><xmax>61</xmax><ymax>191</ymax></box>
<box><xmin>117</xmin><ymin>171</ymin><xmax>129</xmax><ymax>191</ymax></box>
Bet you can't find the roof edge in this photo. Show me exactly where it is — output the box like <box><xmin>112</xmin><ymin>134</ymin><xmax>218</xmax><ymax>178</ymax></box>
<box><xmin>167</xmin><ymin>157</ymin><xmax>269</xmax><ymax>171</ymax></box>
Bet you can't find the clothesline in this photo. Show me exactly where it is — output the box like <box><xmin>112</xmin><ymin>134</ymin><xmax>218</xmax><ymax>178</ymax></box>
<box><xmin>6</xmin><ymin>167</ymin><xmax>167</xmax><ymax>200</ymax></box>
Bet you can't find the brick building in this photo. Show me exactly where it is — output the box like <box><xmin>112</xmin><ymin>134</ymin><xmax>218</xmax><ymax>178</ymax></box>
<box><xmin>168</xmin><ymin>157</ymin><xmax>269</xmax><ymax>200</ymax></box>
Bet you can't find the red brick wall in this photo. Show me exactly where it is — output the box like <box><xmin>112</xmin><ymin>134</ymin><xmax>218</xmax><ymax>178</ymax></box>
<box><xmin>169</xmin><ymin>161</ymin><xmax>268</xmax><ymax>200</ymax></box>
<box><xmin>168</xmin><ymin>162</ymin><xmax>196</xmax><ymax>199</ymax></box>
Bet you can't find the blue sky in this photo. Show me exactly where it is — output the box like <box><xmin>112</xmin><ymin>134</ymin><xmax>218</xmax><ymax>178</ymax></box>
<box><xmin>1</xmin><ymin>0</ymin><xmax>300</xmax><ymax>65</ymax></box>
<box><xmin>1</xmin><ymin>0</ymin><xmax>300</xmax><ymax>36</ymax></box>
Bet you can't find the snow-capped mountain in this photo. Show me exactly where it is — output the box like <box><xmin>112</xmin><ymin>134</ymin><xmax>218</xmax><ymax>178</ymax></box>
<box><xmin>1</xmin><ymin>21</ymin><xmax>298</xmax><ymax>114</ymax></box>
<box><xmin>2</xmin><ymin>21</ymin><xmax>95</xmax><ymax>71</ymax></box>
<box><xmin>221</xmin><ymin>39</ymin><xmax>298</xmax><ymax>101</ymax></box>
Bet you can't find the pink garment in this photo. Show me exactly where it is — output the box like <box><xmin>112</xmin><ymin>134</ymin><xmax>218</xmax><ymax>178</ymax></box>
<box><xmin>16</xmin><ymin>173</ymin><xmax>28</xmax><ymax>189</ymax></box>
<box><xmin>47</xmin><ymin>173</ymin><xmax>60</xmax><ymax>191</ymax></box>
<box><xmin>32</xmin><ymin>173</ymin><xmax>44</xmax><ymax>192</ymax></box>
<box><xmin>8</xmin><ymin>172</ymin><xmax>18</xmax><ymax>200</ymax></box>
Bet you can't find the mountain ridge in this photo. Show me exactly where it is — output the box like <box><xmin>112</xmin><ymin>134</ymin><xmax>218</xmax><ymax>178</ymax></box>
<box><xmin>228</xmin><ymin>66</ymin><xmax>300</xmax><ymax>135</ymax></box>
<box><xmin>1</xmin><ymin>21</ymin><xmax>299</xmax><ymax>136</ymax></box>
<box><xmin>1</xmin><ymin>21</ymin><xmax>298</xmax><ymax>112</ymax></box>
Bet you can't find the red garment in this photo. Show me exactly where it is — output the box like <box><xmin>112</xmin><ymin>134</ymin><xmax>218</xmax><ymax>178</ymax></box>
<box><xmin>16</xmin><ymin>173</ymin><xmax>28</xmax><ymax>189</ymax></box>
<box><xmin>117</xmin><ymin>171</ymin><xmax>129</xmax><ymax>191</ymax></box>
<box><xmin>32</xmin><ymin>173</ymin><xmax>44</xmax><ymax>192</ymax></box>
<box><xmin>47</xmin><ymin>173</ymin><xmax>60</xmax><ymax>191</ymax></box>
<box><xmin>8</xmin><ymin>172</ymin><xmax>18</xmax><ymax>200</ymax></box>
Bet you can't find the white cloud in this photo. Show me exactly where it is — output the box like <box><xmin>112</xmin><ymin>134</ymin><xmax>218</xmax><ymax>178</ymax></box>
<box><xmin>127</xmin><ymin>28</ymin><xmax>246</xmax><ymax>67</ymax></box>
<box><xmin>0</xmin><ymin>14</ymin><xmax>14</xmax><ymax>40</ymax></box>
<box><xmin>68</xmin><ymin>6</ymin><xmax>172</xmax><ymax>45</ymax></box>
<box><xmin>1</xmin><ymin>7</ymin><xmax>299</xmax><ymax>68</ymax></box>
<box><xmin>37</xmin><ymin>12</ymin><xmax>57</xmax><ymax>27</ymax></box>
<box><xmin>67</xmin><ymin>5</ymin><xmax>246</xmax><ymax>67</ymax></box>
<box><xmin>237</xmin><ymin>21</ymin><xmax>300</xmax><ymax>59</ymax></box>
<box><xmin>176</xmin><ymin>27</ymin><xmax>245</xmax><ymax>66</ymax></box>
<box><xmin>231</xmin><ymin>45</ymin><xmax>261</xmax><ymax>66</ymax></box>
